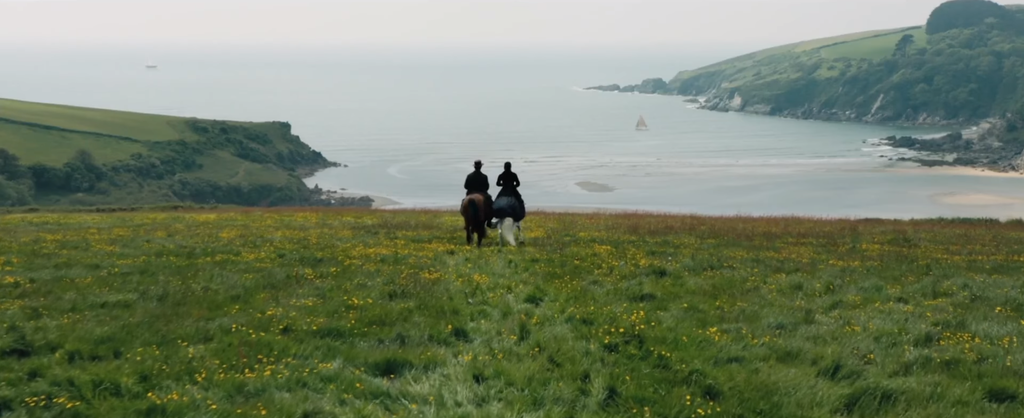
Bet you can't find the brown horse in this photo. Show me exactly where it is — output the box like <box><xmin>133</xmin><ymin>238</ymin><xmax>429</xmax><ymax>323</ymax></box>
<box><xmin>460</xmin><ymin>193</ymin><xmax>492</xmax><ymax>247</ymax></box>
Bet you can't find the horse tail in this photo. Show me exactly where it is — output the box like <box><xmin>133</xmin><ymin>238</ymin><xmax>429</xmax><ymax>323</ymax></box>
<box><xmin>467</xmin><ymin>197</ymin><xmax>480</xmax><ymax>222</ymax></box>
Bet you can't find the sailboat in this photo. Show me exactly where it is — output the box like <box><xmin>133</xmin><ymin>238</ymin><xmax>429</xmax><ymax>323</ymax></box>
<box><xmin>636</xmin><ymin>115</ymin><xmax>648</xmax><ymax>131</ymax></box>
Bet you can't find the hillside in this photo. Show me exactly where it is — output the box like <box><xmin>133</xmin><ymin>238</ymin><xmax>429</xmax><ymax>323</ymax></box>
<box><xmin>0</xmin><ymin>99</ymin><xmax>363</xmax><ymax>207</ymax></box>
<box><xmin>586</xmin><ymin>26</ymin><xmax>927</xmax><ymax>95</ymax></box>
<box><xmin>588</xmin><ymin>0</ymin><xmax>1024</xmax><ymax>172</ymax></box>
<box><xmin>591</xmin><ymin>0</ymin><xmax>1024</xmax><ymax>123</ymax></box>
<box><xmin>676</xmin><ymin>27</ymin><xmax>927</xmax><ymax>85</ymax></box>
<box><xmin>2</xmin><ymin>209</ymin><xmax>1024</xmax><ymax>417</ymax></box>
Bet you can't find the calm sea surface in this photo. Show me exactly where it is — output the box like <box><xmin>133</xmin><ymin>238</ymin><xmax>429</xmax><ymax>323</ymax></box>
<box><xmin>2</xmin><ymin>45</ymin><xmax>1023</xmax><ymax>218</ymax></box>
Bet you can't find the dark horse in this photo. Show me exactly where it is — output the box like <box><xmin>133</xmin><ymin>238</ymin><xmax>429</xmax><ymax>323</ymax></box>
<box><xmin>460</xmin><ymin>193</ymin><xmax>492</xmax><ymax>247</ymax></box>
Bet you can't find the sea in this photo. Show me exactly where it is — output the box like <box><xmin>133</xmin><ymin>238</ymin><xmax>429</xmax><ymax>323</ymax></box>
<box><xmin>2</xmin><ymin>45</ymin><xmax>1024</xmax><ymax>219</ymax></box>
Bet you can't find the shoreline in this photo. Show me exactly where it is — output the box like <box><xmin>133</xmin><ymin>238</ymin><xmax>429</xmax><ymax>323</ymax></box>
<box><xmin>579</xmin><ymin>88</ymin><xmax>974</xmax><ymax>130</ymax></box>
<box><xmin>888</xmin><ymin>166</ymin><xmax>1024</xmax><ymax>178</ymax></box>
<box><xmin>382</xmin><ymin>204</ymin><xmax>661</xmax><ymax>215</ymax></box>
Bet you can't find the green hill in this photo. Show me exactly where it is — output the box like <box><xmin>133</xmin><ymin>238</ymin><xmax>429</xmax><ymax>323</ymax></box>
<box><xmin>0</xmin><ymin>99</ymin><xmax>354</xmax><ymax>208</ymax></box>
<box><xmin>678</xmin><ymin>27</ymin><xmax>925</xmax><ymax>79</ymax></box>
<box><xmin>588</xmin><ymin>0</ymin><xmax>1024</xmax><ymax>172</ymax></box>
<box><xmin>3</xmin><ymin>209</ymin><xmax>1024</xmax><ymax>416</ymax></box>
<box><xmin>659</xmin><ymin>26</ymin><xmax>930</xmax><ymax>96</ymax></box>
<box><xmin>594</xmin><ymin>0</ymin><xmax>1024</xmax><ymax>126</ymax></box>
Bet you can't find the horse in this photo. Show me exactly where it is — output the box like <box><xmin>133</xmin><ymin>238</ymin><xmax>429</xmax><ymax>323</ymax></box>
<box><xmin>490</xmin><ymin>195</ymin><xmax>525</xmax><ymax>247</ymax></box>
<box><xmin>460</xmin><ymin>193</ymin><xmax>492</xmax><ymax>247</ymax></box>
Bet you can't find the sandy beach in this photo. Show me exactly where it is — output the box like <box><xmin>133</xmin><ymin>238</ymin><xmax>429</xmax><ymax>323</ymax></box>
<box><xmin>929</xmin><ymin>192</ymin><xmax>1024</xmax><ymax>206</ymax></box>
<box><xmin>888</xmin><ymin>166</ymin><xmax>1024</xmax><ymax>178</ymax></box>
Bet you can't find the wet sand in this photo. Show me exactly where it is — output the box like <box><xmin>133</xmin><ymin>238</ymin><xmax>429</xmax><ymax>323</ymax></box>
<box><xmin>575</xmin><ymin>181</ymin><xmax>617</xmax><ymax>193</ymax></box>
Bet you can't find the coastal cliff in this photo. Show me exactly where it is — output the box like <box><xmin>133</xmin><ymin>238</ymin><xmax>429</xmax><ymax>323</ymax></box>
<box><xmin>0</xmin><ymin>98</ymin><xmax>372</xmax><ymax>207</ymax></box>
<box><xmin>587</xmin><ymin>0</ymin><xmax>1024</xmax><ymax>172</ymax></box>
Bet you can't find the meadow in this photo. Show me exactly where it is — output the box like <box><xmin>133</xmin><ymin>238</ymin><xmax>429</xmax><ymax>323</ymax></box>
<box><xmin>0</xmin><ymin>98</ymin><xmax>185</xmax><ymax>142</ymax></box>
<box><xmin>819</xmin><ymin>28</ymin><xmax>929</xmax><ymax>60</ymax></box>
<box><xmin>0</xmin><ymin>98</ymin><xmax>306</xmax><ymax>187</ymax></box>
<box><xmin>1</xmin><ymin>210</ymin><xmax>1023</xmax><ymax>418</ymax></box>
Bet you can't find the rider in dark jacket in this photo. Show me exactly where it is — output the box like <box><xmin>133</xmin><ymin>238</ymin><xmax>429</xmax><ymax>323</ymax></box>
<box><xmin>496</xmin><ymin>161</ymin><xmax>524</xmax><ymax>210</ymax></box>
<box><xmin>464</xmin><ymin>160</ymin><xmax>492</xmax><ymax>207</ymax></box>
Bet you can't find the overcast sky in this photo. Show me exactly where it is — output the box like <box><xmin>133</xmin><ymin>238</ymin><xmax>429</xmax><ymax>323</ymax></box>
<box><xmin>1</xmin><ymin>0</ymin><xmax>1021</xmax><ymax>50</ymax></box>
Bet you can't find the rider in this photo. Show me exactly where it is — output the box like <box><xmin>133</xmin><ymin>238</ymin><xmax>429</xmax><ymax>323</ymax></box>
<box><xmin>464</xmin><ymin>160</ymin><xmax>492</xmax><ymax>209</ymax></box>
<box><xmin>496</xmin><ymin>161</ymin><xmax>524</xmax><ymax>211</ymax></box>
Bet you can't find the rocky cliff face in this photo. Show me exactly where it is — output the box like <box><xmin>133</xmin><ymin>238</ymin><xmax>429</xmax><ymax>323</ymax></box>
<box><xmin>881</xmin><ymin>118</ymin><xmax>1024</xmax><ymax>172</ymax></box>
<box><xmin>697</xmin><ymin>90</ymin><xmax>968</xmax><ymax>127</ymax></box>
<box><xmin>587</xmin><ymin>76</ymin><xmax>970</xmax><ymax>127</ymax></box>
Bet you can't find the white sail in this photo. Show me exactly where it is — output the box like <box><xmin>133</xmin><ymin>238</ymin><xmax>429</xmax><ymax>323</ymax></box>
<box><xmin>636</xmin><ymin>115</ymin><xmax>648</xmax><ymax>131</ymax></box>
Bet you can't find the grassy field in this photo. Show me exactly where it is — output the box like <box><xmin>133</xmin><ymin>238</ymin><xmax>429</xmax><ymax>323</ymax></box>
<box><xmin>0</xmin><ymin>98</ymin><xmax>321</xmax><ymax>201</ymax></box>
<box><xmin>682</xmin><ymin>26</ymin><xmax>916</xmax><ymax>75</ymax></box>
<box><xmin>671</xmin><ymin>26</ymin><xmax>923</xmax><ymax>91</ymax></box>
<box><xmin>0</xmin><ymin>123</ymin><xmax>146</xmax><ymax>165</ymax></box>
<box><xmin>0</xmin><ymin>99</ymin><xmax>184</xmax><ymax>142</ymax></box>
<box><xmin>2</xmin><ymin>210</ymin><xmax>1023</xmax><ymax>417</ymax></box>
<box><xmin>189</xmin><ymin>152</ymin><xmax>292</xmax><ymax>185</ymax></box>
<box><xmin>820</xmin><ymin>28</ymin><xmax>929</xmax><ymax>60</ymax></box>
<box><xmin>793</xmin><ymin>28</ymin><xmax>915</xmax><ymax>53</ymax></box>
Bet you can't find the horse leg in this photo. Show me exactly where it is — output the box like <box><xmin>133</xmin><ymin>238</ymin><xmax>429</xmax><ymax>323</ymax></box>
<box><xmin>476</xmin><ymin>225</ymin><xmax>484</xmax><ymax>248</ymax></box>
<box><xmin>497</xmin><ymin>219</ymin><xmax>504</xmax><ymax>247</ymax></box>
<box><xmin>516</xmin><ymin>221</ymin><xmax>524</xmax><ymax>244</ymax></box>
<box><xmin>465</xmin><ymin>223</ymin><xmax>473</xmax><ymax>246</ymax></box>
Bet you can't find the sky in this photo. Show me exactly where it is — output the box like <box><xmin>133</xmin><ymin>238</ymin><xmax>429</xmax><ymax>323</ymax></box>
<box><xmin>1</xmin><ymin>0</ymin><xmax>1021</xmax><ymax>50</ymax></box>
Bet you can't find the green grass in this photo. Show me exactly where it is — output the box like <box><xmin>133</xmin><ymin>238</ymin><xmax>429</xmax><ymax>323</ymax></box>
<box><xmin>2</xmin><ymin>210</ymin><xmax>1023</xmax><ymax>417</ymax></box>
<box><xmin>793</xmin><ymin>28</ymin><xmax>914</xmax><ymax>52</ymax></box>
<box><xmin>685</xmin><ymin>27</ymin><xmax>916</xmax><ymax>76</ymax></box>
<box><xmin>0</xmin><ymin>122</ymin><xmax>146</xmax><ymax>165</ymax></box>
<box><xmin>0</xmin><ymin>98</ymin><xmax>185</xmax><ymax>142</ymax></box>
<box><xmin>672</xmin><ymin>26</ymin><xmax>923</xmax><ymax>90</ymax></box>
<box><xmin>189</xmin><ymin>152</ymin><xmax>292</xmax><ymax>185</ymax></box>
<box><xmin>820</xmin><ymin>28</ymin><xmax>929</xmax><ymax>60</ymax></box>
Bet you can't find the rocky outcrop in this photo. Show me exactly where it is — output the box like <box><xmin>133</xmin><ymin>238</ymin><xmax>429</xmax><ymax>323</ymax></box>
<box><xmin>584</xmin><ymin>84</ymin><xmax>621</xmax><ymax>92</ymax></box>
<box><xmin>635</xmin><ymin>78</ymin><xmax>668</xmax><ymax>94</ymax></box>
<box><xmin>308</xmin><ymin>185</ymin><xmax>376</xmax><ymax>208</ymax></box>
<box><xmin>701</xmin><ymin>93</ymin><xmax>750</xmax><ymax>113</ymax></box>
<box><xmin>584</xmin><ymin>78</ymin><xmax>670</xmax><ymax>95</ymax></box>
<box><xmin>881</xmin><ymin>119</ymin><xmax>1024</xmax><ymax>172</ymax></box>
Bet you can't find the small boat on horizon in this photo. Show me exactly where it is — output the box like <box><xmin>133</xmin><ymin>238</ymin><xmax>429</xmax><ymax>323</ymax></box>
<box><xmin>145</xmin><ymin>60</ymin><xmax>158</xmax><ymax>69</ymax></box>
<box><xmin>636</xmin><ymin>115</ymin><xmax>648</xmax><ymax>131</ymax></box>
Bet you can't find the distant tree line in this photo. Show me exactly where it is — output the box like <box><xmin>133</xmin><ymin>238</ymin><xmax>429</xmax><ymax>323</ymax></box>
<box><xmin>925</xmin><ymin>0</ymin><xmax>1024</xmax><ymax>36</ymax></box>
<box><xmin>0</xmin><ymin>147</ymin><xmax>340</xmax><ymax>207</ymax></box>
<box><xmin>185</xmin><ymin>121</ymin><xmax>332</xmax><ymax>172</ymax></box>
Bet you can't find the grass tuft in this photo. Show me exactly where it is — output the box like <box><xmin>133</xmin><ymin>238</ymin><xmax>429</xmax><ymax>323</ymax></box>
<box><xmin>838</xmin><ymin>383</ymin><xmax>901</xmax><ymax>416</ymax></box>
<box><xmin>983</xmin><ymin>383</ymin><xmax>1020</xmax><ymax>405</ymax></box>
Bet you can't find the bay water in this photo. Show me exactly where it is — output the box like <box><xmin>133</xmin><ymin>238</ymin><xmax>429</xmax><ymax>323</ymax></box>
<box><xmin>2</xmin><ymin>45</ymin><xmax>1022</xmax><ymax>218</ymax></box>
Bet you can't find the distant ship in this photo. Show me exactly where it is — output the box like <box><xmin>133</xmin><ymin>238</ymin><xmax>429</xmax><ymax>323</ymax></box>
<box><xmin>145</xmin><ymin>61</ymin><xmax>158</xmax><ymax>69</ymax></box>
<box><xmin>636</xmin><ymin>115</ymin><xmax>648</xmax><ymax>131</ymax></box>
